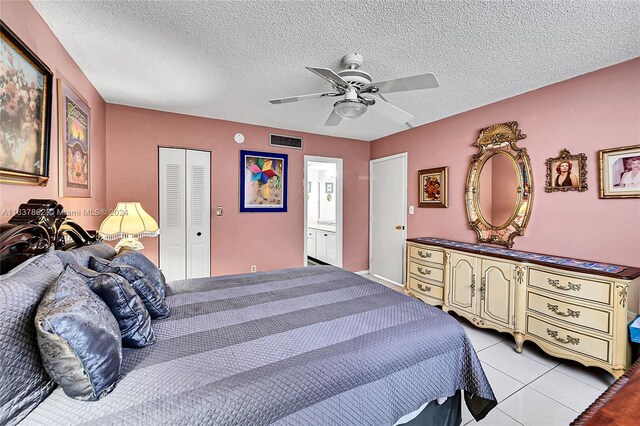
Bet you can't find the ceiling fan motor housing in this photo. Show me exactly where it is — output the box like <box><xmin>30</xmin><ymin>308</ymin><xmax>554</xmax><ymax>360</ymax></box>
<box><xmin>337</xmin><ymin>69</ymin><xmax>372</xmax><ymax>91</ymax></box>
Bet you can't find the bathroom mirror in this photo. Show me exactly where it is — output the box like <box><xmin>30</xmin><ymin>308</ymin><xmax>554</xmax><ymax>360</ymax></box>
<box><xmin>465</xmin><ymin>122</ymin><xmax>533</xmax><ymax>248</ymax></box>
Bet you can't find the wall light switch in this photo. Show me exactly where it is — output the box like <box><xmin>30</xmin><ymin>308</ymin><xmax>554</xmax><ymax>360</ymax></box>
<box><xmin>409</xmin><ymin>205</ymin><xmax>415</xmax><ymax>215</ymax></box>
<box><xmin>216</xmin><ymin>206</ymin><xmax>223</xmax><ymax>216</ymax></box>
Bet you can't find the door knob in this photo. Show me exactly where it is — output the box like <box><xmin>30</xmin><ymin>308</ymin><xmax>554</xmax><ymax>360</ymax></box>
<box><xmin>395</xmin><ymin>225</ymin><xmax>404</xmax><ymax>230</ymax></box>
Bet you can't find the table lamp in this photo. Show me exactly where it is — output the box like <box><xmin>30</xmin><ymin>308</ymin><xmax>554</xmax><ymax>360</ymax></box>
<box><xmin>99</xmin><ymin>202</ymin><xmax>159</xmax><ymax>252</ymax></box>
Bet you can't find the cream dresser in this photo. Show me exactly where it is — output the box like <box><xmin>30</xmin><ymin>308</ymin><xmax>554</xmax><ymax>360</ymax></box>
<box><xmin>405</xmin><ymin>237</ymin><xmax>640</xmax><ymax>379</ymax></box>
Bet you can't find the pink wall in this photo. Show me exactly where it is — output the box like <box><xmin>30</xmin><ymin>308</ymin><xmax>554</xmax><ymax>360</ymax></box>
<box><xmin>371</xmin><ymin>58</ymin><xmax>640</xmax><ymax>271</ymax></box>
<box><xmin>105</xmin><ymin>105</ymin><xmax>370</xmax><ymax>275</ymax></box>
<box><xmin>0</xmin><ymin>0</ymin><xmax>107</xmax><ymax>229</ymax></box>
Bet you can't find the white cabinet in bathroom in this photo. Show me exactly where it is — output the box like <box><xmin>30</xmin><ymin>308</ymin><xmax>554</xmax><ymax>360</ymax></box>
<box><xmin>308</xmin><ymin>227</ymin><xmax>337</xmax><ymax>266</ymax></box>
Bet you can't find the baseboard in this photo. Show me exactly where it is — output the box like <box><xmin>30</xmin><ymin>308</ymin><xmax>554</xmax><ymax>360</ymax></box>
<box><xmin>354</xmin><ymin>270</ymin><xmax>370</xmax><ymax>275</ymax></box>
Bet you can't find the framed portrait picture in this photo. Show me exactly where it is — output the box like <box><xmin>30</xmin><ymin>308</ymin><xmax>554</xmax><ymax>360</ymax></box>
<box><xmin>0</xmin><ymin>21</ymin><xmax>53</xmax><ymax>186</ymax></box>
<box><xmin>545</xmin><ymin>148</ymin><xmax>587</xmax><ymax>192</ymax></box>
<box><xmin>418</xmin><ymin>166</ymin><xmax>448</xmax><ymax>208</ymax></box>
<box><xmin>58</xmin><ymin>78</ymin><xmax>91</xmax><ymax>197</ymax></box>
<box><xmin>240</xmin><ymin>150</ymin><xmax>288</xmax><ymax>212</ymax></box>
<box><xmin>598</xmin><ymin>145</ymin><xmax>640</xmax><ymax>199</ymax></box>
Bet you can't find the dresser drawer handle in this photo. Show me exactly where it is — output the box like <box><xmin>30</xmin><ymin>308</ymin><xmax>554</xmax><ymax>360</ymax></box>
<box><xmin>547</xmin><ymin>278</ymin><xmax>581</xmax><ymax>292</ymax></box>
<box><xmin>417</xmin><ymin>250</ymin><xmax>432</xmax><ymax>259</ymax></box>
<box><xmin>417</xmin><ymin>282</ymin><xmax>432</xmax><ymax>292</ymax></box>
<box><xmin>546</xmin><ymin>328</ymin><xmax>580</xmax><ymax>345</ymax></box>
<box><xmin>547</xmin><ymin>303</ymin><xmax>581</xmax><ymax>318</ymax></box>
<box><xmin>417</xmin><ymin>267</ymin><xmax>431</xmax><ymax>275</ymax></box>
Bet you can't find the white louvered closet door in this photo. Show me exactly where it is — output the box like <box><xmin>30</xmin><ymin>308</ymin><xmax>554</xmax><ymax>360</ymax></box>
<box><xmin>185</xmin><ymin>150</ymin><xmax>210</xmax><ymax>279</ymax></box>
<box><xmin>159</xmin><ymin>148</ymin><xmax>210</xmax><ymax>281</ymax></box>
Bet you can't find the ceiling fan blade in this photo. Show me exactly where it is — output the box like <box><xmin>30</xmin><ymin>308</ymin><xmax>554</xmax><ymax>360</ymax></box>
<box><xmin>306</xmin><ymin>67</ymin><xmax>350</xmax><ymax>89</ymax></box>
<box><xmin>369</xmin><ymin>96</ymin><xmax>414</xmax><ymax>124</ymax></box>
<box><xmin>365</xmin><ymin>73</ymin><xmax>439</xmax><ymax>94</ymax></box>
<box><xmin>324</xmin><ymin>109</ymin><xmax>342</xmax><ymax>127</ymax></box>
<box><xmin>269</xmin><ymin>92</ymin><xmax>337</xmax><ymax>104</ymax></box>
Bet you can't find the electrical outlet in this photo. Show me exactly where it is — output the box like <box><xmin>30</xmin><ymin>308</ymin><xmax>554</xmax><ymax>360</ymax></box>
<box><xmin>250</xmin><ymin>265</ymin><xmax>257</xmax><ymax>273</ymax></box>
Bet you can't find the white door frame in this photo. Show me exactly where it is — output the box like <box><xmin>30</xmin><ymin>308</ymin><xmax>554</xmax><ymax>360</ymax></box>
<box><xmin>369</xmin><ymin>152</ymin><xmax>407</xmax><ymax>285</ymax></box>
<box><xmin>303</xmin><ymin>156</ymin><xmax>343</xmax><ymax>268</ymax></box>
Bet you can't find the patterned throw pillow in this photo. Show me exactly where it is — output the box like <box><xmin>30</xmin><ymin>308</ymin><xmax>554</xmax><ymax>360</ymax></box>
<box><xmin>66</xmin><ymin>263</ymin><xmax>155</xmax><ymax>348</ymax></box>
<box><xmin>89</xmin><ymin>257</ymin><xmax>170</xmax><ymax>319</ymax></box>
<box><xmin>0</xmin><ymin>252</ymin><xmax>62</xmax><ymax>425</ymax></box>
<box><xmin>34</xmin><ymin>269</ymin><xmax>122</xmax><ymax>401</ymax></box>
<box><xmin>111</xmin><ymin>250</ymin><xmax>167</xmax><ymax>299</ymax></box>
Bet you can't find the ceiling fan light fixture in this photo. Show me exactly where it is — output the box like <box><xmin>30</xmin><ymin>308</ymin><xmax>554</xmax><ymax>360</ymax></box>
<box><xmin>333</xmin><ymin>99</ymin><xmax>368</xmax><ymax>120</ymax></box>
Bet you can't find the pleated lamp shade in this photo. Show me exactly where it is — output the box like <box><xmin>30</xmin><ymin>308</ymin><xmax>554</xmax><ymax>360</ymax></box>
<box><xmin>99</xmin><ymin>202</ymin><xmax>159</xmax><ymax>241</ymax></box>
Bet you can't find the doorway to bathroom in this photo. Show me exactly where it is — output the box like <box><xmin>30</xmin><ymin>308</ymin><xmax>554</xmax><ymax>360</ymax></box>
<box><xmin>303</xmin><ymin>156</ymin><xmax>343</xmax><ymax>268</ymax></box>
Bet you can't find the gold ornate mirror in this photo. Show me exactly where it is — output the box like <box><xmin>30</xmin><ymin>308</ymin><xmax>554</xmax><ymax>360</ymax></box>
<box><xmin>465</xmin><ymin>122</ymin><xmax>533</xmax><ymax>248</ymax></box>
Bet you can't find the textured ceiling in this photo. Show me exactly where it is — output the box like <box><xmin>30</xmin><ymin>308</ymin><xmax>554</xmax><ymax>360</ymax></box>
<box><xmin>31</xmin><ymin>1</ymin><xmax>640</xmax><ymax>141</ymax></box>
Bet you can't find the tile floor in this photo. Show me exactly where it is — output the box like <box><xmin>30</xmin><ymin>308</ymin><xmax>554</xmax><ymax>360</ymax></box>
<box><xmin>362</xmin><ymin>274</ymin><xmax>616</xmax><ymax>426</ymax></box>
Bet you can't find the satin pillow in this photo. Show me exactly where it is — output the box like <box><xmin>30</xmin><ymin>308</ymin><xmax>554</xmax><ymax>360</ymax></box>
<box><xmin>111</xmin><ymin>250</ymin><xmax>166</xmax><ymax>299</ymax></box>
<box><xmin>34</xmin><ymin>269</ymin><xmax>122</xmax><ymax>401</ymax></box>
<box><xmin>66</xmin><ymin>264</ymin><xmax>155</xmax><ymax>348</ymax></box>
<box><xmin>54</xmin><ymin>242</ymin><xmax>116</xmax><ymax>268</ymax></box>
<box><xmin>89</xmin><ymin>257</ymin><xmax>170</xmax><ymax>319</ymax></box>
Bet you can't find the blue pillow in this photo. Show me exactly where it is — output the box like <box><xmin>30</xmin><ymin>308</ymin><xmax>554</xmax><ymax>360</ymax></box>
<box><xmin>66</xmin><ymin>263</ymin><xmax>155</xmax><ymax>348</ymax></box>
<box><xmin>111</xmin><ymin>250</ymin><xmax>166</xmax><ymax>299</ymax></box>
<box><xmin>89</xmin><ymin>257</ymin><xmax>170</xmax><ymax>319</ymax></box>
<box><xmin>54</xmin><ymin>242</ymin><xmax>116</xmax><ymax>268</ymax></box>
<box><xmin>34</xmin><ymin>269</ymin><xmax>122</xmax><ymax>401</ymax></box>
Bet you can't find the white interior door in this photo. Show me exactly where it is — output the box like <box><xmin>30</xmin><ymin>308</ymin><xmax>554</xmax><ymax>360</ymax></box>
<box><xmin>186</xmin><ymin>150</ymin><xmax>211</xmax><ymax>279</ymax></box>
<box><xmin>159</xmin><ymin>147</ymin><xmax>211</xmax><ymax>281</ymax></box>
<box><xmin>370</xmin><ymin>153</ymin><xmax>407</xmax><ymax>284</ymax></box>
<box><xmin>159</xmin><ymin>147</ymin><xmax>186</xmax><ymax>281</ymax></box>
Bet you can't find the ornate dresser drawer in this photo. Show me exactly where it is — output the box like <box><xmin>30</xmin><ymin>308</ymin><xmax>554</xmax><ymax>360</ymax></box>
<box><xmin>409</xmin><ymin>245</ymin><xmax>444</xmax><ymax>264</ymax></box>
<box><xmin>407</xmin><ymin>276</ymin><xmax>444</xmax><ymax>301</ymax></box>
<box><xmin>527</xmin><ymin>291</ymin><xmax>612</xmax><ymax>335</ymax></box>
<box><xmin>528</xmin><ymin>268</ymin><xmax>613</xmax><ymax>306</ymax></box>
<box><xmin>408</xmin><ymin>262</ymin><xmax>444</xmax><ymax>283</ymax></box>
<box><xmin>526</xmin><ymin>314</ymin><xmax>611</xmax><ymax>363</ymax></box>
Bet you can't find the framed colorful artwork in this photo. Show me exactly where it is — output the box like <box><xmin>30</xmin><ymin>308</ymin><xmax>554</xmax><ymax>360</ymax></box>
<box><xmin>418</xmin><ymin>166</ymin><xmax>448</xmax><ymax>208</ymax></box>
<box><xmin>599</xmin><ymin>145</ymin><xmax>640</xmax><ymax>199</ymax></box>
<box><xmin>0</xmin><ymin>20</ymin><xmax>53</xmax><ymax>186</ymax></box>
<box><xmin>545</xmin><ymin>148</ymin><xmax>587</xmax><ymax>192</ymax></box>
<box><xmin>58</xmin><ymin>78</ymin><xmax>91</xmax><ymax>197</ymax></box>
<box><xmin>240</xmin><ymin>150</ymin><xmax>288</xmax><ymax>212</ymax></box>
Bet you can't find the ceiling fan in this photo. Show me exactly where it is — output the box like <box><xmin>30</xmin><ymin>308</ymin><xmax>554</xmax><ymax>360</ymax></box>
<box><xmin>269</xmin><ymin>53</ymin><xmax>439</xmax><ymax>127</ymax></box>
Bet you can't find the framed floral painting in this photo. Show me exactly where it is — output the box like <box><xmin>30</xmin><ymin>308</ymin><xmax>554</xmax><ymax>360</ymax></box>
<box><xmin>58</xmin><ymin>78</ymin><xmax>91</xmax><ymax>197</ymax></box>
<box><xmin>0</xmin><ymin>20</ymin><xmax>53</xmax><ymax>186</ymax></box>
<box><xmin>599</xmin><ymin>145</ymin><xmax>640</xmax><ymax>199</ymax></box>
<box><xmin>418</xmin><ymin>166</ymin><xmax>448</xmax><ymax>208</ymax></box>
<box><xmin>240</xmin><ymin>150</ymin><xmax>288</xmax><ymax>212</ymax></box>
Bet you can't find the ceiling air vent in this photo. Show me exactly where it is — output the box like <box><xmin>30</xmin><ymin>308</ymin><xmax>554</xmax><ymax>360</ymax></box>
<box><xmin>270</xmin><ymin>134</ymin><xmax>303</xmax><ymax>150</ymax></box>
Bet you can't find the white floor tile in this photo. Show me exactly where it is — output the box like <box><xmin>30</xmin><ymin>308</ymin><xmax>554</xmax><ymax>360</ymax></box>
<box><xmin>529</xmin><ymin>369</ymin><xmax>603</xmax><ymax>413</ymax></box>
<box><xmin>468</xmin><ymin>408</ymin><xmax>522</xmax><ymax>425</ymax></box>
<box><xmin>499</xmin><ymin>387</ymin><xmax>578</xmax><ymax>426</ymax></box>
<box><xmin>554</xmin><ymin>361</ymin><xmax>615</xmax><ymax>391</ymax></box>
<box><xmin>508</xmin><ymin>340</ymin><xmax>561</xmax><ymax>368</ymax></box>
<box><xmin>478</xmin><ymin>342</ymin><xmax>552</xmax><ymax>384</ymax></box>
<box><xmin>463</xmin><ymin>328</ymin><xmax>499</xmax><ymax>352</ymax></box>
<box><xmin>481</xmin><ymin>362</ymin><xmax>525</xmax><ymax>402</ymax></box>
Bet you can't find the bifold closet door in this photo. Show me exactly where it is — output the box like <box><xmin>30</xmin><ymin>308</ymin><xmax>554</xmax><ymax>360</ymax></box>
<box><xmin>159</xmin><ymin>147</ymin><xmax>210</xmax><ymax>281</ymax></box>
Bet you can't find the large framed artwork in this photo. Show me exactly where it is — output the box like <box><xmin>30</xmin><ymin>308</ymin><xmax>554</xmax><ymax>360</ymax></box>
<box><xmin>240</xmin><ymin>150</ymin><xmax>288</xmax><ymax>212</ymax></box>
<box><xmin>0</xmin><ymin>20</ymin><xmax>53</xmax><ymax>186</ymax></box>
<box><xmin>58</xmin><ymin>78</ymin><xmax>91</xmax><ymax>197</ymax></box>
<box><xmin>599</xmin><ymin>145</ymin><xmax>640</xmax><ymax>199</ymax></box>
<box><xmin>418</xmin><ymin>166</ymin><xmax>448</xmax><ymax>208</ymax></box>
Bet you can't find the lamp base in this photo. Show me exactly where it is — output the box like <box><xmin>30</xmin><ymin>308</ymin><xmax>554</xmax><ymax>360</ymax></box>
<box><xmin>115</xmin><ymin>237</ymin><xmax>145</xmax><ymax>253</ymax></box>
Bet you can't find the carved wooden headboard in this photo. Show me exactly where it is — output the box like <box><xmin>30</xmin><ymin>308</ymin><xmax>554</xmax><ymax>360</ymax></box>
<box><xmin>0</xmin><ymin>199</ymin><xmax>101</xmax><ymax>273</ymax></box>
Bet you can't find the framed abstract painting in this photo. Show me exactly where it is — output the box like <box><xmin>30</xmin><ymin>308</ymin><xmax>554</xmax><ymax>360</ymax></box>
<box><xmin>240</xmin><ymin>150</ymin><xmax>288</xmax><ymax>212</ymax></box>
<box><xmin>0</xmin><ymin>20</ymin><xmax>53</xmax><ymax>186</ymax></box>
<box><xmin>58</xmin><ymin>78</ymin><xmax>91</xmax><ymax>197</ymax></box>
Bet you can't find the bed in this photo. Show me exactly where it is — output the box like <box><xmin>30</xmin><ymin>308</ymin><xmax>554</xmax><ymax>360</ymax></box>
<box><xmin>0</xmin><ymin>200</ymin><xmax>496</xmax><ymax>425</ymax></box>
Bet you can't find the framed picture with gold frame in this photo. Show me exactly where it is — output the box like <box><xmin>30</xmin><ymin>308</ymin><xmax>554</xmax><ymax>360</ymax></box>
<box><xmin>418</xmin><ymin>166</ymin><xmax>448</xmax><ymax>208</ymax></box>
<box><xmin>0</xmin><ymin>20</ymin><xmax>53</xmax><ymax>186</ymax></box>
<box><xmin>58</xmin><ymin>78</ymin><xmax>91</xmax><ymax>197</ymax></box>
<box><xmin>545</xmin><ymin>148</ymin><xmax>587</xmax><ymax>192</ymax></box>
<box><xmin>599</xmin><ymin>145</ymin><xmax>640</xmax><ymax>199</ymax></box>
